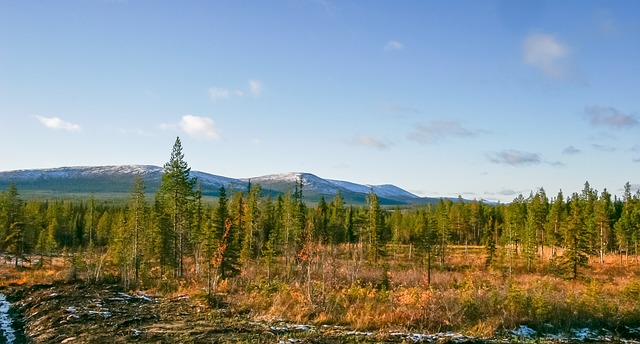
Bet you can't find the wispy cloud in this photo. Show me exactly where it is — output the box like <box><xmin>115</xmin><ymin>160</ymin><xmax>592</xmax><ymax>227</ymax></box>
<box><xmin>487</xmin><ymin>150</ymin><xmax>541</xmax><ymax>166</ymax></box>
<box><xmin>633</xmin><ymin>158</ymin><xmax>640</xmax><ymax>163</ymax></box>
<box><xmin>523</xmin><ymin>33</ymin><xmax>575</xmax><ymax>80</ymax></box>
<box><xmin>208</xmin><ymin>87</ymin><xmax>243</xmax><ymax>101</ymax></box>
<box><xmin>248</xmin><ymin>79</ymin><xmax>263</xmax><ymax>96</ymax></box>
<box><xmin>35</xmin><ymin>115</ymin><xmax>81</xmax><ymax>132</ymax></box>
<box><xmin>179</xmin><ymin>115</ymin><xmax>220</xmax><ymax>140</ymax></box>
<box><xmin>498</xmin><ymin>189</ymin><xmax>519</xmax><ymax>196</ymax></box>
<box><xmin>347</xmin><ymin>134</ymin><xmax>389</xmax><ymax>150</ymax></box>
<box><xmin>562</xmin><ymin>145</ymin><xmax>581</xmax><ymax>155</ymax></box>
<box><xmin>384</xmin><ymin>40</ymin><xmax>405</xmax><ymax>52</ymax></box>
<box><xmin>585</xmin><ymin>106</ymin><xmax>638</xmax><ymax>129</ymax></box>
<box><xmin>380</xmin><ymin>102</ymin><xmax>418</xmax><ymax>115</ymax></box>
<box><xmin>592</xmin><ymin>144</ymin><xmax>616</xmax><ymax>152</ymax></box>
<box><xmin>408</xmin><ymin>119</ymin><xmax>479</xmax><ymax>144</ymax></box>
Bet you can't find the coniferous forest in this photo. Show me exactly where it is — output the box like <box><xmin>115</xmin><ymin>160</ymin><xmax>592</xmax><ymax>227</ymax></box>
<box><xmin>2</xmin><ymin>137</ymin><xmax>640</xmax><ymax>337</ymax></box>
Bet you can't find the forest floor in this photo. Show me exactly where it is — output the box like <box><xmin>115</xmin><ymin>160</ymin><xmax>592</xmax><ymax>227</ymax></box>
<box><xmin>0</xmin><ymin>281</ymin><xmax>492</xmax><ymax>344</ymax></box>
<box><xmin>4</xmin><ymin>252</ymin><xmax>640</xmax><ymax>343</ymax></box>
<box><xmin>3</xmin><ymin>280</ymin><xmax>640</xmax><ymax>344</ymax></box>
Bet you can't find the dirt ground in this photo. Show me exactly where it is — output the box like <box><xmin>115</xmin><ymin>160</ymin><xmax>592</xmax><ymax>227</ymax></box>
<box><xmin>1</xmin><ymin>282</ymin><xmax>422</xmax><ymax>344</ymax></box>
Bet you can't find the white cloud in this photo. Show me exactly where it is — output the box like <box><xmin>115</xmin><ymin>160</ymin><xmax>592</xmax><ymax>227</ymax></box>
<box><xmin>179</xmin><ymin>115</ymin><xmax>220</xmax><ymax>140</ymax></box>
<box><xmin>488</xmin><ymin>150</ymin><xmax>541</xmax><ymax>166</ymax></box>
<box><xmin>408</xmin><ymin>119</ymin><xmax>479</xmax><ymax>144</ymax></box>
<box><xmin>347</xmin><ymin>134</ymin><xmax>389</xmax><ymax>150</ymax></box>
<box><xmin>251</xmin><ymin>138</ymin><xmax>262</xmax><ymax>145</ymax></box>
<box><xmin>523</xmin><ymin>34</ymin><xmax>572</xmax><ymax>79</ymax></box>
<box><xmin>384</xmin><ymin>40</ymin><xmax>405</xmax><ymax>52</ymax></box>
<box><xmin>585</xmin><ymin>106</ymin><xmax>638</xmax><ymax>129</ymax></box>
<box><xmin>562</xmin><ymin>145</ymin><xmax>581</xmax><ymax>155</ymax></box>
<box><xmin>248</xmin><ymin>79</ymin><xmax>263</xmax><ymax>96</ymax></box>
<box><xmin>208</xmin><ymin>87</ymin><xmax>243</xmax><ymax>101</ymax></box>
<box><xmin>592</xmin><ymin>144</ymin><xmax>616</xmax><ymax>152</ymax></box>
<box><xmin>35</xmin><ymin>116</ymin><xmax>81</xmax><ymax>132</ymax></box>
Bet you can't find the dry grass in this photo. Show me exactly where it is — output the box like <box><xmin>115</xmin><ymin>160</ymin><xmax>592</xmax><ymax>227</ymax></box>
<box><xmin>229</xmin><ymin>248</ymin><xmax>640</xmax><ymax>335</ymax></box>
<box><xmin>0</xmin><ymin>256</ymin><xmax>68</xmax><ymax>286</ymax></box>
<box><xmin>4</xmin><ymin>248</ymin><xmax>640</xmax><ymax>337</ymax></box>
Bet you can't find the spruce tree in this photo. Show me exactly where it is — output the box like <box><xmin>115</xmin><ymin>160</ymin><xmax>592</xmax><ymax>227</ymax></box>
<box><xmin>365</xmin><ymin>189</ymin><xmax>385</xmax><ymax>262</ymax></box>
<box><xmin>546</xmin><ymin>190</ymin><xmax>566</xmax><ymax>260</ymax></box>
<box><xmin>563</xmin><ymin>194</ymin><xmax>592</xmax><ymax>279</ymax></box>
<box><xmin>1</xmin><ymin>184</ymin><xmax>25</xmax><ymax>266</ymax></box>
<box><xmin>156</xmin><ymin>136</ymin><xmax>197</xmax><ymax>278</ymax></box>
<box><xmin>594</xmin><ymin>189</ymin><xmax>613</xmax><ymax>263</ymax></box>
<box><xmin>127</xmin><ymin>175</ymin><xmax>146</xmax><ymax>285</ymax></box>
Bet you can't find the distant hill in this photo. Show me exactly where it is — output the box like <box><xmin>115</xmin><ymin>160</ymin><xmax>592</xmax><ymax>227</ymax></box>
<box><xmin>0</xmin><ymin>165</ymin><xmax>441</xmax><ymax>205</ymax></box>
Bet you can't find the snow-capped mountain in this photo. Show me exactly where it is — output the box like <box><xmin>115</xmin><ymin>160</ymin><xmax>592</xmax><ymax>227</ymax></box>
<box><xmin>246</xmin><ymin>172</ymin><xmax>427</xmax><ymax>204</ymax></box>
<box><xmin>0</xmin><ymin>165</ymin><xmax>437</xmax><ymax>205</ymax></box>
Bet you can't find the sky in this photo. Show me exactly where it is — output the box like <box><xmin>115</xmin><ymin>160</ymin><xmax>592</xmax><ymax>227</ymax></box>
<box><xmin>0</xmin><ymin>0</ymin><xmax>639</xmax><ymax>203</ymax></box>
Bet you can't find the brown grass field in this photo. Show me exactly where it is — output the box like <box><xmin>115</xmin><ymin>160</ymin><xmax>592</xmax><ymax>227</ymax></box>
<box><xmin>3</xmin><ymin>245</ymin><xmax>640</xmax><ymax>337</ymax></box>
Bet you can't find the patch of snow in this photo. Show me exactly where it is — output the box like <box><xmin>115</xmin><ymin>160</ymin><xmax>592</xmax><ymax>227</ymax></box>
<box><xmin>292</xmin><ymin>324</ymin><xmax>312</xmax><ymax>331</ymax></box>
<box><xmin>627</xmin><ymin>326</ymin><xmax>640</xmax><ymax>335</ymax></box>
<box><xmin>345</xmin><ymin>331</ymin><xmax>373</xmax><ymax>336</ymax></box>
<box><xmin>327</xmin><ymin>179</ymin><xmax>418</xmax><ymax>199</ymax></box>
<box><xmin>511</xmin><ymin>325</ymin><xmax>537</xmax><ymax>338</ymax></box>
<box><xmin>87</xmin><ymin>310</ymin><xmax>111</xmax><ymax>318</ymax></box>
<box><xmin>408</xmin><ymin>333</ymin><xmax>431</xmax><ymax>342</ymax></box>
<box><xmin>270</xmin><ymin>326</ymin><xmax>289</xmax><ymax>333</ymax></box>
<box><xmin>0</xmin><ymin>293</ymin><xmax>16</xmax><ymax>343</ymax></box>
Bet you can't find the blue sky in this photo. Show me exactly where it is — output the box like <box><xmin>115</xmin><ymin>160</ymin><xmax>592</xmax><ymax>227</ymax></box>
<box><xmin>1</xmin><ymin>0</ymin><xmax>638</xmax><ymax>203</ymax></box>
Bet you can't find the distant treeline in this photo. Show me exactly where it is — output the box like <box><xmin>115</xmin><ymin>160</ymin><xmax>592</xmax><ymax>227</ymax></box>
<box><xmin>1</xmin><ymin>137</ymin><xmax>639</xmax><ymax>290</ymax></box>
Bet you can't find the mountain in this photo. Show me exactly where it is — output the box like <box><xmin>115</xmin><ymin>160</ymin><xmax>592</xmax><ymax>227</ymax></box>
<box><xmin>246</xmin><ymin>172</ymin><xmax>436</xmax><ymax>205</ymax></box>
<box><xmin>0</xmin><ymin>165</ymin><xmax>438</xmax><ymax>205</ymax></box>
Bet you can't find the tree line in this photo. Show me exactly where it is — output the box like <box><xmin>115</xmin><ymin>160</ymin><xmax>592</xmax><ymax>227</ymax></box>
<box><xmin>1</xmin><ymin>137</ymin><xmax>639</xmax><ymax>290</ymax></box>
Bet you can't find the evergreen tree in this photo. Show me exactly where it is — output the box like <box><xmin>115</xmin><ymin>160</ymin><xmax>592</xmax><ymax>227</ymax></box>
<box><xmin>546</xmin><ymin>190</ymin><xmax>566</xmax><ymax>259</ymax></box>
<box><xmin>156</xmin><ymin>136</ymin><xmax>197</xmax><ymax>278</ymax></box>
<box><xmin>225</xmin><ymin>190</ymin><xmax>244</xmax><ymax>278</ymax></box>
<box><xmin>615</xmin><ymin>182</ymin><xmax>636</xmax><ymax>265</ymax></box>
<box><xmin>111</xmin><ymin>210</ymin><xmax>132</xmax><ymax>287</ymax></box>
<box><xmin>365</xmin><ymin>189</ymin><xmax>385</xmax><ymax>261</ymax></box>
<box><xmin>241</xmin><ymin>183</ymin><xmax>262</xmax><ymax>260</ymax></box>
<box><xmin>1</xmin><ymin>184</ymin><xmax>25</xmax><ymax>266</ymax></box>
<box><xmin>191</xmin><ymin>183</ymin><xmax>205</xmax><ymax>278</ymax></box>
<box><xmin>416</xmin><ymin>209</ymin><xmax>437</xmax><ymax>284</ymax></box>
<box><xmin>260</xmin><ymin>195</ymin><xmax>277</xmax><ymax>281</ymax></box>
<box><xmin>329</xmin><ymin>192</ymin><xmax>346</xmax><ymax>245</ymax></box>
<box><xmin>84</xmin><ymin>195</ymin><xmax>97</xmax><ymax>246</ymax></box>
<box><xmin>435</xmin><ymin>199</ymin><xmax>451</xmax><ymax>266</ymax></box>
<box><xmin>127</xmin><ymin>175</ymin><xmax>146</xmax><ymax>285</ymax></box>
<box><xmin>563</xmin><ymin>194</ymin><xmax>592</xmax><ymax>279</ymax></box>
<box><xmin>205</xmin><ymin>186</ymin><xmax>238</xmax><ymax>293</ymax></box>
<box><xmin>594</xmin><ymin>189</ymin><xmax>613</xmax><ymax>263</ymax></box>
<box><xmin>36</xmin><ymin>217</ymin><xmax>58</xmax><ymax>267</ymax></box>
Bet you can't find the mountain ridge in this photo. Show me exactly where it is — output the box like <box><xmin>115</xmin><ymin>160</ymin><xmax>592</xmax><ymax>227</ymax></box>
<box><xmin>0</xmin><ymin>165</ymin><xmax>440</xmax><ymax>205</ymax></box>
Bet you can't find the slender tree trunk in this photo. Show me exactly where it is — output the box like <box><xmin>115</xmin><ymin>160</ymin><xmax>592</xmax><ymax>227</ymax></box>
<box><xmin>427</xmin><ymin>247</ymin><xmax>431</xmax><ymax>285</ymax></box>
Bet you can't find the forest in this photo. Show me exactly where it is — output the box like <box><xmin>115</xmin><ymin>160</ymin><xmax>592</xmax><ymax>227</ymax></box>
<box><xmin>2</xmin><ymin>137</ymin><xmax>640</xmax><ymax>336</ymax></box>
